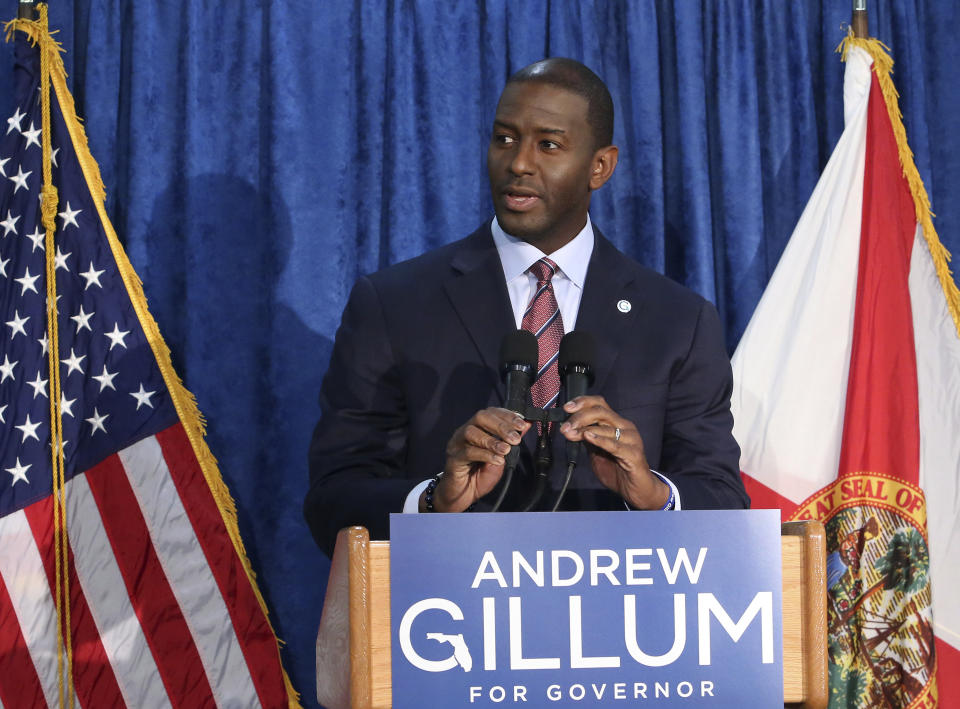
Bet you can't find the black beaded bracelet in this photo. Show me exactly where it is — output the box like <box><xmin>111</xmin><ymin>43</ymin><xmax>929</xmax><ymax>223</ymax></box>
<box><xmin>424</xmin><ymin>473</ymin><xmax>442</xmax><ymax>512</ymax></box>
<box><xmin>424</xmin><ymin>472</ymin><xmax>475</xmax><ymax>513</ymax></box>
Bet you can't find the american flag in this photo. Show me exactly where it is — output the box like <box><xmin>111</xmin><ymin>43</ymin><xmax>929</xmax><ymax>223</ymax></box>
<box><xmin>1</xmin><ymin>20</ymin><xmax>296</xmax><ymax>709</ymax></box>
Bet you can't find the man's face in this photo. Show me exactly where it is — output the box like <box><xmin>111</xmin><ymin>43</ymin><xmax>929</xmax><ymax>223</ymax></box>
<box><xmin>487</xmin><ymin>81</ymin><xmax>611</xmax><ymax>254</ymax></box>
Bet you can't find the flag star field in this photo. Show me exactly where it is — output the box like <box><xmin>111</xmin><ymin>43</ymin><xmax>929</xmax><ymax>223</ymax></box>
<box><xmin>0</xmin><ymin>47</ymin><xmax>176</xmax><ymax>521</ymax></box>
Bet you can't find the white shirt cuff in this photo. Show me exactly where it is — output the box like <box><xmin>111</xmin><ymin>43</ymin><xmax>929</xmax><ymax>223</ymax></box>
<box><xmin>403</xmin><ymin>479</ymin><xmax>432</xmax><ymax>513</ymax></box>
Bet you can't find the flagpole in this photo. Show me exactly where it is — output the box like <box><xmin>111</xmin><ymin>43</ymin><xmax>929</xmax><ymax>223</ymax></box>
<box><xmin>852</xmin><ymin>0</ymin><xmax>868</xmax><ymax>38</ymax></box>
<box><xmin>18</xmin><ymin>0</ymin><xmax>37</xmax><ymax>20</ymax></box>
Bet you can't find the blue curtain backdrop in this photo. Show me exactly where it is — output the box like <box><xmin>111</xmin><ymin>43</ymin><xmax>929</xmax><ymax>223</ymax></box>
<box><xmin>2</xmin><ymin>1</ymin><xmax>957</xmax><ymax>704</ymax></box>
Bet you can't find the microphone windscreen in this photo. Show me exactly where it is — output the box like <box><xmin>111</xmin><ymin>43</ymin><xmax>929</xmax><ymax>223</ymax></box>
<box><xmin>558</xmin><ymin>331</ymin><xmax>595</xmax><ymax>373</ymax></box>
<box><xmin>499</xmin><ymin>329</ymin><xmax>538</xmax><ymax>372</ymax></box>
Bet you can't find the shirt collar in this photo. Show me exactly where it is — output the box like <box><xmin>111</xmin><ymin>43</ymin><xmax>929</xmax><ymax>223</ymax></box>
<box><xmin>490</xmin><ymin>215</ymin><xmax>594</xmax><ymax>288</ymax></box>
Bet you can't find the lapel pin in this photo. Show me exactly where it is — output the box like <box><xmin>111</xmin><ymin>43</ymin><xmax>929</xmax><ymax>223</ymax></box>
<box><xmin>617</xmin><ymin>299</ymin><xmax>631</xmax><ymax>313</ymax></box>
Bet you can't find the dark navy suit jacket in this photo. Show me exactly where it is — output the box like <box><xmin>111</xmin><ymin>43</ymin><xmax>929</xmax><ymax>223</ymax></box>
<box><xmin>305</xmin><ymin>223</ymin><xmax>748</xmax><ymax>556</ymax></box>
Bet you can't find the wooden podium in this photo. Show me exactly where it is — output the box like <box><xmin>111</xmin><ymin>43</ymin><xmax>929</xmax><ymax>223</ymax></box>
<box><xmin>316</xmin><ymin>520</ymin><xmax>828</xmax><ymax>709</ymax></box>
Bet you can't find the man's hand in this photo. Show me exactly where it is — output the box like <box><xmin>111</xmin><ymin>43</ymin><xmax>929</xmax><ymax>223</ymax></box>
<box><xmin>422</xmin><ymin>408</ymin><xmax>531</xmax><ymax>512</ymax></box>
<box><xmin>559</xmin><ymin>395</ymin><xmax>670</xmax><ymax>510</ymax></box>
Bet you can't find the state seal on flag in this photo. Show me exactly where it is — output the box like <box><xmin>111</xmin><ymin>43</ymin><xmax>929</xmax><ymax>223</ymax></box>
<box><xmin>789</xmin><ymin>473</ymin><xmax>937</xmax><ymax>707</ymax></box>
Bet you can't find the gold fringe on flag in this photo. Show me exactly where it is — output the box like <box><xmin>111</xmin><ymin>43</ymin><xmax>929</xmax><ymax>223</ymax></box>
<box><xmin>5</xmin><ymin>7</ymin><xmax>301</xmax><ymax>707</ymax></box>
<box><xmin>839</xmin><ymin>31</ymin><xmax>960</xmax><ymax>338</ymax></box>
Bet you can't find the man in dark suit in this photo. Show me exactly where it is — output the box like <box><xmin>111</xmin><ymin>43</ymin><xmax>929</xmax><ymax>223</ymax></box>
<box><xmin>305</xmin><ymin>58</ymin><xmax>748</xmax><ymax>557</ymax></box>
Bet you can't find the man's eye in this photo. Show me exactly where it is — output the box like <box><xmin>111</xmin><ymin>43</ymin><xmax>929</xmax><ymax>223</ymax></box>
<box><xmin>495</xmin><ymin>134</ymin><xmax>516</xmax><ymax>145</ymax></box>
<box><xmin>541</xmin><ymin>140</ymin><xmax>559</xmax><ymax>150</ymax></box>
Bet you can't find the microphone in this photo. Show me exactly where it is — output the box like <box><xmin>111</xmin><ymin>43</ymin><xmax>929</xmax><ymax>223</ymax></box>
<box><xmin>554</xmin><ymin>331</ymin><xmax>595</xmax><ymax>511</ymax></box>
<box><xmin>492</xmin><ymin>330</ymin><xmax>538</xmax><ymax>512</ymax></box>
<box><xmin>559</xmin><ymin>331</ymin><xmax>595</xmax><ymax>462</ymax></box>
<box><xmin>500</xmin><ymin>329</ymin><xmax>538</xmax><ymax>417</ymax></box>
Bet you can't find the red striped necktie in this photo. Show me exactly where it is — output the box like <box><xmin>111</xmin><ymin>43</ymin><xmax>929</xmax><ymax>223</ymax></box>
<box><xmin>521</xmin><ymin>257</ymin><xmax>565</xmax><ymax>413</ymax></box>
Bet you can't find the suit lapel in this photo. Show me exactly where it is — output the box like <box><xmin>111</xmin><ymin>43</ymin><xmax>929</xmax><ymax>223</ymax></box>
<box><xmin>443</xmin><ymin>225</ymin><xmax>516</xmax><ymax>400</ymax></box>
<box><xmin>440</xmin><ymin>223</ymin><xmax>640</xmax><ymax>400</ymax></box>
<box><xmin>577</xmin><ymin>229</ymin><xmax>640</xmax><ymax>394</ymax></box>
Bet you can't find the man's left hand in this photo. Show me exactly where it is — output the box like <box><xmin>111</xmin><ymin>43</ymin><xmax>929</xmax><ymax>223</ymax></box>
<box><xmin>559</xmin><ymin>395</ymin><xmax>671</xmax><ymax>510</ymax></box>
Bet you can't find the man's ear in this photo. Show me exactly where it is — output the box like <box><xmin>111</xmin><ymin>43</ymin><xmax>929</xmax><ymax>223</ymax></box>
<box><xmin>589</xmin><ymin>145</ymin><xmax>619</xmax><ymax>190</ymax></box>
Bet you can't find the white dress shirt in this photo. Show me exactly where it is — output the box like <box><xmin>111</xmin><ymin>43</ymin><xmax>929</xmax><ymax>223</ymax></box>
<box><xmin>403</xmin><ymin>217</ymin><xmax>680</xmax><ymax>511</ymax></box>
<box><xmin>492</xmin><ymin>214</ymin><xmax>593</xmax><ymax>332</ymax></box>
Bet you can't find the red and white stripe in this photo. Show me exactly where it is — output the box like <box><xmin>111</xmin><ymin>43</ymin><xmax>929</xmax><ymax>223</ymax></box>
<box><xmin>731</xmin><ymin>45</ymin><xmax>960</xmax><ymax>700</ymax></box>
<box><xmin>0</xmin><ymin>424</ymin><xmax>289</xmax><ymax>708</ymax></box>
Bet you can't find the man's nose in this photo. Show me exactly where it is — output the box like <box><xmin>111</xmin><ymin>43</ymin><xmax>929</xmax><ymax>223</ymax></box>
<box><xmin>508</xmin><ymin>140</ymin><xmax>535</xmax><ymax>176</ymax></box>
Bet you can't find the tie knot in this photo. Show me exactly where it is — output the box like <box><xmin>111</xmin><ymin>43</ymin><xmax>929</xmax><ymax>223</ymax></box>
<box><xmin>528</xmin><ymin>257</ymin><xmax>558</xmax><ymax>283</ymax></box>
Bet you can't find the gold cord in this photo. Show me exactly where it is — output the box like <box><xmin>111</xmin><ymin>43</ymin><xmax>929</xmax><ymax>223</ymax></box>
<box><xmin>6</xmin><ymin>4</ymin><xmax>73</xmax><ymax>707</ymax></box>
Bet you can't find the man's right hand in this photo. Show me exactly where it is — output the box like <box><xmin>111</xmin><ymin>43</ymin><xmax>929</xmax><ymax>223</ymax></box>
<box><xmin>421</xmin><ymin>408</ymin><xmax>531</xmax><ymax>513</ymax></box>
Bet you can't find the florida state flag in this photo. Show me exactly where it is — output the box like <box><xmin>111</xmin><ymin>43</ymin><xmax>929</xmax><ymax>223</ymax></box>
<box><xmin>731</xmin><ymin>36</ymin><xmax>960</xmax><ymax>707</ymax></box>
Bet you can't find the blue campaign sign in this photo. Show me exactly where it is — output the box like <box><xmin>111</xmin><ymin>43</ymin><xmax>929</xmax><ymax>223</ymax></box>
<box><xmin>389</xmin><ymin>510</ymin><xmax>783</xmax><ymax>707</ymax></box>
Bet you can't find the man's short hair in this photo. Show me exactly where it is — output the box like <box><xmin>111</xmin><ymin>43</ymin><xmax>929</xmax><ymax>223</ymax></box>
<box><xmin>506</xmin><ymin>57</ymin><xmax>614</xmax><ymax>149</ymax></box>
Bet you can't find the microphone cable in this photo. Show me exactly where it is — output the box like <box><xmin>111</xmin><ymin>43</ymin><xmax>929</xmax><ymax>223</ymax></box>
<box><xmin>521</xmin><ymin>424</ymin><xmax>552</xmax><ymax>511</ymax></box>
